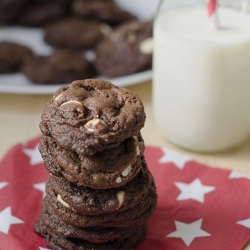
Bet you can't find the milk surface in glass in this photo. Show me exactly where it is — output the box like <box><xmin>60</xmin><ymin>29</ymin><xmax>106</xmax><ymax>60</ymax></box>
<box><xmin>153</xmin><ymin>6</ymin><xmax>250</xmax><ymax>152</ymax></box>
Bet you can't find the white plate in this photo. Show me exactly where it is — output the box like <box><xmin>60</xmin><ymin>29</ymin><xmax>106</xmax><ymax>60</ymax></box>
<box><xmin>0</xmin><ymin>0</ymin><xmax>156</xmax><ymax>95</ymax></box>
<box><xmin>0</xmin><ymin>70</ymin><xmax>152</xmax><ymax>95</ymax></box>
<box><xmin>0</xmin><ymin>27</ymin><xmax>152</xmax><ymax>95</ymax></box>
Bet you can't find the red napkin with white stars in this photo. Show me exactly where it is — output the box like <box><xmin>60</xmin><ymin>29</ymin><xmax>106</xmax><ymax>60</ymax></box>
<box><xmin>1</xmin><ymin>136</ymin><xmax>250</xmax><ymax>250</ymax></box>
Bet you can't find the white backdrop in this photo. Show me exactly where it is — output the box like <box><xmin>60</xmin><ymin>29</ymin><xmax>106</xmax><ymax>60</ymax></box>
<box><xmin>115</xmin><ymin>0</ymin><xmax>161</xmax><ymax>21</ymax></box>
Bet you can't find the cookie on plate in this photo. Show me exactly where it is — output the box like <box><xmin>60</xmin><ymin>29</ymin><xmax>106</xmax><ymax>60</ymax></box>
<box><xmin>0</xmin><ymin>42</ymin><xmax>33</xmax><ymax>73</ymax></box>
<box><xmin>35</xmin><ymin>221</ymin><xmax>146</xmax><ymax>250</ymax></box>
<box><xmin>39</xmin><ymin>134</ymin><xmax>145</xmax><ymax>188</ymax></box>
<box><xmin>0</xmin><ymin>0</ymin><xmax>28</xmax><ymax>24</ymax></box>
<box><xmin>44</xmin><ymin>18</ymin><xmax>105</xmax><ymax>50</ymax></box>
<box><xmin>94</xmin><ymin>20</ymin><xmax>153</xmax><ymax>77</ymax></box>
<box><xmin>45</xmin><ymin>161</ymin><xmax>151</xmax><ymax>215</ymax></box>
<box><xmin>22</xmin><ymin>50</ymin><xmax>95</xmax><ymax>84</ymax></box>
<box><xmin>17</xmin><ymin>2</ymin><xmax>68</xmax><ymax>27</ymax></box>
<box><xmin>46</xmin><ymin>184</ymin><xmax>157</xmax><ymax>228</ymax></box>
<box><xmin>72</xmin><ymin>0</ymin><xmax>135</xmax><ymax>25</ymax></box>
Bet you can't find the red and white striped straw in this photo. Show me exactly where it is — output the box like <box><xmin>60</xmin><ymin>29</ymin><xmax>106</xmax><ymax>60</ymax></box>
<box><xmin>207</xmin><ymin>0</ymin><xmax>217</xmax><ymax>17</ymax></box>
<box><xmin>207</xmin><ymin>0</ymin><xmax>219</xmax><ymax>29</ymax></box>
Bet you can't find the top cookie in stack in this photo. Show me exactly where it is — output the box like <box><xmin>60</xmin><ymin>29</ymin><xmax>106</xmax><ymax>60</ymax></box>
<box><xmin>36</xmin><ymin>79</ymin><xmax>157</xmax><ymax>250</ymax></box>
<box><xmin>40</xmin><ymin>79</ymin><xmax>146</xmax><ymax>156</ymax></box>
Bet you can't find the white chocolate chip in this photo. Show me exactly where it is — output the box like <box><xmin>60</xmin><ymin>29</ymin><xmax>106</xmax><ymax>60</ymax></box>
<box><xmin>127</xmin><ymin>33</ymin><xmax>137</xmax><ymax>44</ymax></box>
<box><xmin>116</xmin><ymin>177</ymin><xmax>122</xmax><ymax>184</ymax></box>
<box><xmin>121</xmin><ymin>165</ymin><xmax>132</xmax><ymax>177</ymax></box>
<box><xmin>61</xmin><ymin>100</ymin><xmax>83</xmax><ymax>107</ymax></box>
<box><xmin>139</xmin><ymin>37</ymin><xmax>153</xmax><ymax>54</ymax></box>
<box><xmin>116</xmin><ymin>191</ymin><xmax>125</xmax><ymax>209</ymax></box>
<box><xmin>84</xmin><ymin>118</ymin><xmax>108</xmax><ymax>133</ymax></box>
<box><xmin>136</xmin><ymin>145</ymin><xmax>140</xmax><ymax>156</ymax></box>
<box><xmin>133</xmin><ymin>136</ymin><xmax>138</xmax><ymax>140</ymax></box>
<box><xmin>99</xmin><ymin>24</ymin><xmax>113</xmax><ymax>36</ymax></box>
<box><xmin>57</xmin><ymin>194</ymin><xmax>70</xmax><ymax>208</ymax></box>
<box><xmin>54</xmin><ymin>94</ymin><xmax>63</xmax><ymax>101</ymax></box>
<box><xmin>59</xmin><ymin>100</ymin><xmax>85</xmax><ymax>118</ymax></box>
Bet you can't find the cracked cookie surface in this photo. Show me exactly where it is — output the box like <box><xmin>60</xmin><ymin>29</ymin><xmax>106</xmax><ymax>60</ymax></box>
<box><xmin>22</xmin><ymin>50</ymin><xmax>95</xmax><ymax>84</ymax></box>
<box><xmin>44</xmin><ymin>18</ymin><xmax>105</xmax><ymax>50</ymax></box>
<box><xmin>95</xmin><ymin>20</ymin><xmax>153</xmax><ymax>77</ymax></box>
<box><xmin>0</xmin><ymin>42</ymin><xmax>33</xmax><ymax>73</ymax></box>
<box><xmin>40</xmin><ymin>79</ymin><xmax>146</xmax><ymax>155</ymax></box>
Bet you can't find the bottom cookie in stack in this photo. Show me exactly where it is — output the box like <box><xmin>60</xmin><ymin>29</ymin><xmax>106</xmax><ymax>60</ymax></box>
<box><xmin>36</xmin><ymin>222</ymin><xmax>146</xmax><ymax>250</ymax></box>
<box><xmin>35</xmin><ymin>161</ymin><xmax>157</xmax><ymax>249</ymax></box>
<box><xmin>37</xmin><ymin>200</ymin><xmax>144</xmax><ymax>243</ymax></box>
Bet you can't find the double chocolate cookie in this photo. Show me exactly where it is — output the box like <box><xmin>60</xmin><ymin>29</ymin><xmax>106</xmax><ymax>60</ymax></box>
<box><xmin>95</xmin><ymin>20</ymin><xmax>153</xmax><ymax>77</ymax></box>
<box><xmin>40</xmin><ymin>134</ymin><xmax>145</xmax><ymax>188</ymax></box>
<box><xmin>36</xmin><ymin>222</ymin><xmax>146</xmax><ymax>250</ymax></box>
<box><xmin>17</xmin><ymin>2</ymin><xmax>68</xmax><ymax>27</ymax></box>
<box><xmin>22</xmin><ymin>50</ymin><xmax>95</xmax><ymax>84</ymax></box>
<box><xmin>72</xmin><ymin>0</ymin><xmax>135</xmax><ymax>25</ymax></box>
<box><xmin>40</xmin><ymin>79</ymin><xmax>146</xmax><ymax>155</ymax></box>
<box><xmin>0</xmin><ymin>42</ymin><xmax>33</xmax><ymax>73</ymax></box>
<box><xmin>44</xmin><ymin>18</ymin><xmax>105</xmax><ymax>50</ymax></box>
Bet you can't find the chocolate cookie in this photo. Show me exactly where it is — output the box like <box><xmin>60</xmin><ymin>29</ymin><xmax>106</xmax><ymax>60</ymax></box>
<box><xmin>39</xmin><ymin>79</ymin><xmax>146</xmax><ymax>155</ymax></box>
<box><xmin>0</xmin><ymin>0</ymin><xmax>28</xmax><ymax>24</ymax></box>
<box><xmin>45</xmin><ymin>161</ymin><xmax>151</xmax><ymax>215</ymax></box>
<box><xmin>35</xmin><ymin>221</ymin><xmax>146</xmax><ymax>250</ymax></box>
<box><xmin>72</xmin><ymin>0</ymin><xmax>135</xmax><ymax>25</ymax></box>
<box><xmin>22</xmin><ymin>50</ymin><xmax>95</xmax><ymax>84</ymax></box>
<box><xmin>46</xmin><ymin>184</ymin><xmax>157</xmax><ymax>228</ymax></box>
<box><xmin>17</xmin><ymin>2</ymin><xmax>68</xmax><ymax>27</ymax></box>
<box><xmin>0</xmin><ymin>42</ymin><xmax>33</xmax><ymax>73</ymax></box>
<box><xmin>39</xmin><ymin>134</ymin><xmax>145</xmax><ymax>189</ymax></box>
<box><xmin>44</xmin><ymin>18</ymin><xmax>105</xmax><ymax>50</ymax></box>
<box><xmin>94</xmin><ymin>20</ymin><xmax>153</xmax><ymax>77</ymax></box>
<box><xmin>37</xmin><ymin>202</ymin><xmax>142</xmax><ymax>243</ymax></box>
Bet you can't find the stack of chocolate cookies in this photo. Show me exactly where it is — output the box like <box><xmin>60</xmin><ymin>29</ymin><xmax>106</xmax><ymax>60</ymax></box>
<box><xmin>35</xmin><ymin>79</ymin><xmax>157</xmax><ymax>250</ymax></box>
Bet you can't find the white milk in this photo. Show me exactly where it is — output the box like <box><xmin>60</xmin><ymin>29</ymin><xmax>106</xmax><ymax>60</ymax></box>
<box><xmin>153</xmin><ymin>7</ymin><xmax>250</xmax><ymax>152</ymax></box>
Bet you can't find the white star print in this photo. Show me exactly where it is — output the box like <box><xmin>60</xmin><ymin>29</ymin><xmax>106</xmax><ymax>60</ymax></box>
<box><xmin>0</xmin><ymin>207</ymin><xmax>24</xmax><ymax>234</ymax></box>
<box><xmin>39</xmin><ymin>247</ymin><xmax>51</xmax><ymax>250</ymax></box>
<box><xmin>237</xmin><ymin>218</ymin><xmax>250</xmax><ymax>229</ymax></box>
<box><xmin>175</xmin><ymin>178</ymin><xmax>216</xmax><ymax>203</ymax></box>
<box><xmin>229</xmin><ymin>170</ymin><xmax>250</xmax><ymax>180</ymax></box>
<box><xmin>0</xmin><ymin>182</ymin><xmax>8</xmax><ymax>190</ymax></box>
<box><xmin>33</xmin><ymin>182</ymin><xmax>46</xmax><ymax>198</ymax></box>
<box><xmin>158</xmin><ymin>148</ymin><xmax>192</xmax><ymax>169</ymax></box>
<box><xmin>23</xmin><ymin>144</ymin><xmax>43</xmax><ymax>165</ymax></box>
<box><xmin>166</xmin><ymin>219</ymin><xmax>211</xmax><ymax>246</ymax></box>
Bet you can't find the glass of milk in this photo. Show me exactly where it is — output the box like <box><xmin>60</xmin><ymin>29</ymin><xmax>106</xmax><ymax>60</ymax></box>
<box><xmin>153</xmin><ymin>0</ymin><xmax>250</xmax><ymax>152</ymax></box>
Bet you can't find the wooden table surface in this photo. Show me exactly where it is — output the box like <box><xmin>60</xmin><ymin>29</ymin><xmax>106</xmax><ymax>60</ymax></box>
<box><xmin>0</xmin><ymin>80</ymin><xmax>250</xmax><ymax>249</ymax></box>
